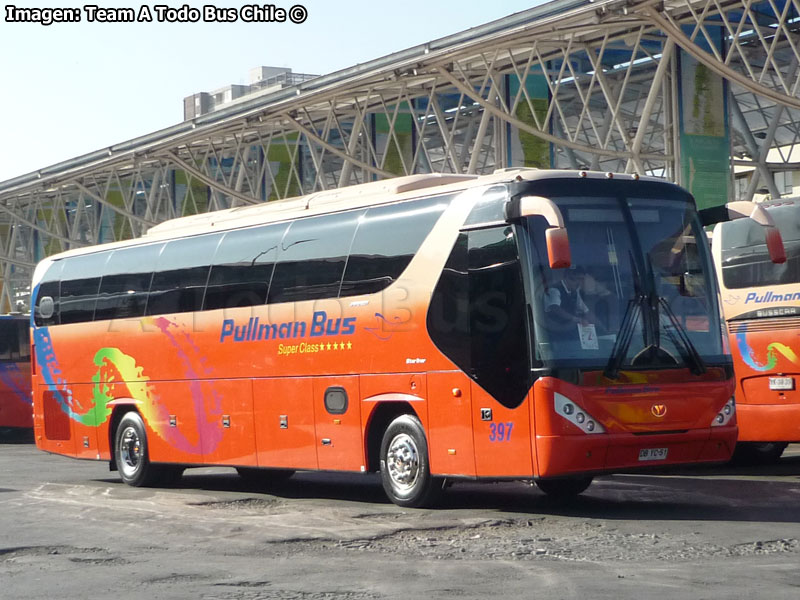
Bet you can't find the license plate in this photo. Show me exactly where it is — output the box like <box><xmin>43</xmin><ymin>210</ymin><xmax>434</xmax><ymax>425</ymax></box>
<box><xmin>638</xmin><ymin>447</ymin><xmax>668</xmax><ymax>461</ymax></box>
<box><xmin>769</xmin><ymin>377</ymin><xmax>795</xmax><ymax>391</ymax></box>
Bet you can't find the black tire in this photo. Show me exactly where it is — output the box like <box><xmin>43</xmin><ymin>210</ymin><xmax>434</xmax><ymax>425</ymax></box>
<box><xmin>379</xmin><ymin>414</ymin><xmax>440</xmax><ymax>508</ymax></box>
<box><xmin>114</xmin><ymin>412</ymin><xmax>161</xmax><ymax>487</ymax></box>
<box><xmin>731</xmin><ymin>442</ymin><xmax>788</xmax><ymax>465</ymax></box>
<box><xmin>236</xmin><ymin>467</ymin><xmax>295</xmax><ymax>485</ymax></box>
<box><xmin>535</xmin><ymin>476</ymin><xmax>593</xmax><ymax>498</ymax></box>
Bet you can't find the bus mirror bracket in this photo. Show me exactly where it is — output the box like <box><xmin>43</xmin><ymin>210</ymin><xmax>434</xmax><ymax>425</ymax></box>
<box><xmin>725</xmin><ymin>201</ymin><xmax>787</xmax><ymax>264</ymax></box>
<box><xmin>507</xmin><ymin>195</ymin><xmax>571</xmax><ymax>269</ymax></box>
<box><xmin>38</xmin><ymin>296</ymin><xmax>54</xmax><ymax>320</ymax></box>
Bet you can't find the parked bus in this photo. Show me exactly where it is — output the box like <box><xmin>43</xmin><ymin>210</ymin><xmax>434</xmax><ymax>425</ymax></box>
<box><xmin>31</xmin><ymin>170</ymin><xmax>739</xmax><ymax>507</ymax></box>
<box><xmin>0</xmin><ymin>314</ymin><xmax>32</xmax><ymax>431</ymax></box>
<box><xmin>711</xmin><ymin>197</ymin><xmax>800</xmax><ymax>463</ymax></box>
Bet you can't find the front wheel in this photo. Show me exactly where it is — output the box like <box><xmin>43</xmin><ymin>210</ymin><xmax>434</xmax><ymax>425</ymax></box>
<box><xmin>732</xmin><ymin>442</ymin><xmax>788</xmax><ymax>465</ymax></box>
<box><xmin>114</xmin><ymin>412</ymin><xmax>161</xmax><ymax>487</ymax></box>
<box><xmin>380</xmin><ymin>414</ymin><xmax>440</xmax><ymax>508</ymax></box>
<box><xmin>535</xmin><ymin>476</ymin><xmax>593</xmax><ymax>499</ymax></box>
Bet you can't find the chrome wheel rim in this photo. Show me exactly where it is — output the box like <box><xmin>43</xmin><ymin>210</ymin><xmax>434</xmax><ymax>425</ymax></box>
<box><xmin>119</xmin><ymin>425</ymin><xmax>142</xmax><ymax>478</ymax></box>
<box><xmin>386</xmin><ymin>433</ymin><xmax>419</xmax><ymax>492</ymax></box>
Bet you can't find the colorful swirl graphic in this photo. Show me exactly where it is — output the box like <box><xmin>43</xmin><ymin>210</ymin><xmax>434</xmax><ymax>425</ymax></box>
<box><xmin>735</xmin><ymin>325</ymin><xmax>799</xmax><ymax>372</ymax></box>
<box><xmin>34</xmin><ymin>317</ymin><xmax>223</xmax><ymax>454</ymax></box>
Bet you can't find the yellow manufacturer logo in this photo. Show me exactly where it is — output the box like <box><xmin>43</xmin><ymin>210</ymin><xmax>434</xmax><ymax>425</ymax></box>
<box><xmin>651</xmin><ymin>404</ymin><xmax>667</xmax><ymax>418</ymax></box>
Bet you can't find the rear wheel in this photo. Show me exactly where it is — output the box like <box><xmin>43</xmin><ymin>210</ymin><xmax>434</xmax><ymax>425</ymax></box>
<box><xmin>732</xmin><ymin>442</ymin><xmax>788</xmax><ymax>465</ymax></box>
<box><xmin>535</xmin><ymin>476</ymin><xmax>593</xmax><ymax>498</ymax></box>
<box><xmin>379</xmin><ymin>414</ymin><xmax>440</xmax><ymax>508</ymax></box>
<box><xmin>114</xmin><ymin>412</ymin><xmax>162</xmax><ymax>487</ymax></box>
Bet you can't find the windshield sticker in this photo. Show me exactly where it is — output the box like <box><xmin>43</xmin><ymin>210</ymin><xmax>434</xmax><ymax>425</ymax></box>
<box><xmin>578</xmin><ymin>323</ymin><xmax>599</xmax><ymax>350</ymax></box>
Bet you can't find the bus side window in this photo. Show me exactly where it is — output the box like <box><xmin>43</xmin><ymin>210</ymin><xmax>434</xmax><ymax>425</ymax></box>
<box><xmin>427</xmin><ymin>232</ymin><xmax>470</xmax><ymax>372</ymax></box>
<box><xmin>95</xmin><ymin>244</ymin><xmax>162</xmax><ymax>321</ymax></box>
<box><xmin>147</xmin><ymin>234</ymin><xmax>222</xmax><ymax>317</ymax></box>
<box><xmin>268</xmin><ymin>210</ymin><xmax>363</xmax><ymax>304</ymax></box>
<box><xmin>428</xmin><ymin>227</ymin><xmax>530</xmax><ymax>409</ymax></box>
<box><xmin>467</xmin><ymin>227</ymin><xmax>530</xmax><ymax>409</ymax></box>
<box><xmin>59</xmin><ymin>252</ymin><xmax>109</xmax><ymax>325</ymax></box>
<box><xmin>0</xmin><ymin>319</ymin><xmax>16</xmax><ymax>361</ymax></box>
<box><xmin>204</xmin><ymin>223</ymin><xmax>287</xmax><ymax>310</ymax></box>
<box><xmin>341</xmin><ymin>196</ymin><xmax>449</xmax><ymax>297</ymax></box>
<box><xmin>34</xmin><ymin>260</ymin><xmax>64</xmax><ymax>327</ymax></box>
<box><xmin>16</xmin><ymin>319</ymin><xmax>29</xmax><ymax>360</ymax></box>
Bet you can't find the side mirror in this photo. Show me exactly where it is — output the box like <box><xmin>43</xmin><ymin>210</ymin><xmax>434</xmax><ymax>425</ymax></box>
<box><xmin>38</xmin><ymin>296</ymin><xmax>55</xmax><ymax>320</ymax></box>
<box><xmin>545</xmin><ymin>228</ymin><xmax>572</xmax><ymax>269</ymax></box>
<box><xmin>764</xmin><ymin>226</ymin><xmax>787</xmax><ymax>265</ymax></box>
<box><xmin>726</xmin><ymin>201</ymin><xmax>786</xmax><ymax>264</ymax></box>
<box><xmin>508</xmin><ymin>195</ymin><xmax>572</xmax><ymax>269</ymax></box>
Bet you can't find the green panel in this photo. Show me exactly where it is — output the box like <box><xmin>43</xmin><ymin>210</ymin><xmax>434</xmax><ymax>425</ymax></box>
<box><xmin>508</xmin><ymin>71</ymin><xmax>551</xmax><ymax>168</ymax></box>
<box><xmin>173</xmin><ymin>169</ymin><xmax>210</xmax><ymax>216</ymax></box>
<box><xmin>680</xmin><ymin>135</ymin><xmax>731</xmax><ymax>211</ymax></box>
<box><xmin>679</xmin><ymin>51</ymin><xmax>730</xmax><ymax>211</ymax></box>
<box><xmin>267</xmin><ymin>142</ymin><xmax>300</xmax><ymax>200</ymax></box>
<box><xmin>375</xmin><ymin>110</ymin><xmax>413</xmax><ymax>134</ymax></box>
<box><xmin>374</xmin><ymin>111</ymin><xmax>413</xmax><ymax>176</ymax></box>
<box><xmin>514</xmin><ymin>98</ymin><xmax>550</xmax><ymax>169</ymax></box>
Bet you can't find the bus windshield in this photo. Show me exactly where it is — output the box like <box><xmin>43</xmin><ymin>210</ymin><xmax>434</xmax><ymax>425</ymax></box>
<box><xmin>522</xmin><ymin>191</ymin><xmax>725</xmax><ymax>374</ymax></box>
<box><xmin>719</xmin><ymin>201</ymin><xmax>800</xmax><ymax>289</ymax></box>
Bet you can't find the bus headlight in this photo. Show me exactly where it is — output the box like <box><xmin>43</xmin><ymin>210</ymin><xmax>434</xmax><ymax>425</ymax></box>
<box><xmin>711</xmin><ymin>397</ymin><xmax>735</xmax><ymax>427</ymax></box>
<box><xmin>554</xmin><ymin>392</ymin><xmax>605</xmax><ymax>434</ymax></box>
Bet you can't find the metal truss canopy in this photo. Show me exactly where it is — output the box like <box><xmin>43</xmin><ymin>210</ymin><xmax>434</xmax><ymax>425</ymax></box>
<box><xmin>2</xmin><ymin>0</ymin><xmax>800</xmax><ymax>312</ymax></box>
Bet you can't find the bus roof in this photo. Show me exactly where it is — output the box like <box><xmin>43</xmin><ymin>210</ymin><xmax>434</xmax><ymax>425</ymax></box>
<box><xmin>759</xmin><ymin>196</ymin><xmax>800</xmax><ymax>209</ymax></box>
<box><xmin>36</xmin><ymin>169</ymin><xmax>663</xmax><ymax>265</ymax></box>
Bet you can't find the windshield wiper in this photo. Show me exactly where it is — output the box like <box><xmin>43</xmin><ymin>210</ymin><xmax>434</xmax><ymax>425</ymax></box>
<box><xmin>603</xmin><ymin>295</ymin><xmax>642</xmax><ymax>380</ymax></box>
<box><xmin>604</xmin><ymin>250</ymin><xmax>647</xmax><ymax>380</ymax></box>
<box><xmin>658</xmin><ymin>297</ymin><xmax>707</xmax><ymax>376</ymax></box>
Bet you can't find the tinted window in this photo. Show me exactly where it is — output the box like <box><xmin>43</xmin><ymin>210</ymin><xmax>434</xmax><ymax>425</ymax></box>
<box><xmin>427</xmin><ymin>233</ymin><xmax>470</xmax><ymax>371</ymax></box>
<box><xmin>341</xmin><ymin>197</ymin><xmax>449</xmax><ymax>296</ymax></box>
<box><xmin>269</xmin><ymin>210</ymin><xmax>363</xmax><ymax>304</ymax></box>
<box><xmin>0</xmin><ymin>319</ymin><xmax>29</xmax><ymax>362</ymax></box>
<box><xmin>204</xmin><ymin>223</ymin><xmax>288</xmax><ymax>310</ymax></box>
<box><xmin>428</xmin><ymin>227</ymin><xmax>529</xmax><ymax>409</ymax></box>
<box><xmin>95</xmin><ymin>244</ymin><xmax>162</xmax><ymax>321</ymax></box>
<box><xmin>467</xmin><ymin>227</ymin><xmax>529</xmax><ymax>408</ymax></box>
<box><xmin>34</xmin><ymin>260</ymin><xmax>64</xmax><ymax>327</ymax></box>
<box><xmin>147</xmin><ymin>234</ymin><xmax>222</xmax><ymax>316</ymax></box>
<box><xmin>59</xmin><ymin>252</ymin><xmax>109</xmax><ymax>324</ymax></box>
<box><xmin>720</xmin><ymin>204</ymin><xmax>800</xmax><ymax>289</ymax></box>
<box><xmin>463</xmin><ymin>186</ymin><xmax>507</xmax><ymax>226</ymax></box>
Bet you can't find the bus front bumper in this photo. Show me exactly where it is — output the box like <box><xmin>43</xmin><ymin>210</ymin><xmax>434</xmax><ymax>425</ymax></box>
<box><xmin>535</xmin><ymin>425</ymin><xmax>737</xmax><ymax>478</ymax></box>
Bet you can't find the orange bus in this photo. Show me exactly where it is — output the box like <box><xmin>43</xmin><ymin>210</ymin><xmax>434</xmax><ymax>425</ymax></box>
<box><xmin>31</xmin><ymin>170</ymin><xmax>739</xmax><ymax>507</ymax></box>
<box><xmin>0</xmin><ymin>315</ymin><xmax>32</xmax><ymax>431</ymax></box>
<box><xmin>711</xmin><ymin>197</ymin><xmax>800</xmax><ymax>463</ymax></box>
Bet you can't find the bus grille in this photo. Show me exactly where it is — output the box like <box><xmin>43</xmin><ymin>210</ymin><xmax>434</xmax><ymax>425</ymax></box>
<box><xmin>727</xmin><ymin>317</ymin><xmax>800</xmax><ymax>333</ymax></box>
<box><xmin>43</xmin><ymin>390</ymin><xmax>71</xmax><ymax>441</ymax></box>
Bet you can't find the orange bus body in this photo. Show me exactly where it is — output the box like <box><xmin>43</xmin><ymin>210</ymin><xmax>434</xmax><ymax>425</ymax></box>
<box><xmin>0</xmin><ymin>315</ymin><xmax>32</xmax><ymax>429</ymax></box>
<box><xmin>30</xmin><ymin>170</ymin><xmax>737</xmax><ymax>505</ymax></box>
<box><xmin>712</xmin><ymin>198</ymin><xmax>800</xmax><ymax>455</ymax></box>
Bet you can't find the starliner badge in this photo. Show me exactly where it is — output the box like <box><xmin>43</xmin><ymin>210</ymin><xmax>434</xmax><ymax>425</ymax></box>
<box><xmin>651</xmin><ymin>404</ymin><xmax>667</xmax><ymax>418</ymax></box>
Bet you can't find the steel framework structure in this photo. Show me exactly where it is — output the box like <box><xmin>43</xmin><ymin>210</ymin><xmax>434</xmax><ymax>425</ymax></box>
<box><xmin>2</xmin><ymin>0</ymin><xmax>800</xmax><ymax>312</ymax></box>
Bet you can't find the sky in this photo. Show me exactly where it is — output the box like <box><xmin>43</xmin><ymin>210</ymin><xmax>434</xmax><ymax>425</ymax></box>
<box><xmin>0</xmin><ymin>0</ymin><xmax>544</xmax><ymax>182</ymax></box>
